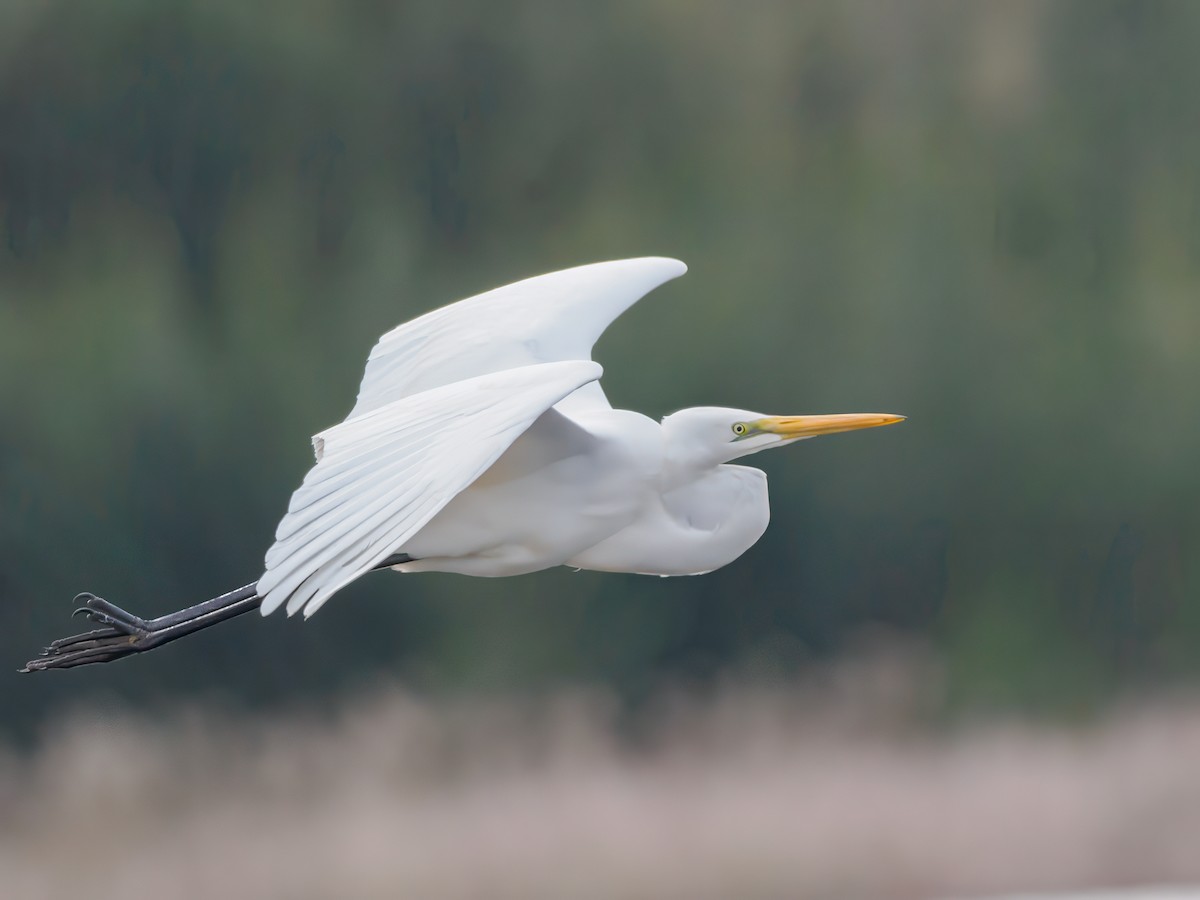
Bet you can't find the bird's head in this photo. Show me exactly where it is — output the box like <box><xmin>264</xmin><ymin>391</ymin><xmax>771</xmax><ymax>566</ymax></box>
<box><xmin>661</xmin><ymin>406</ymin><xmax>904</xmax><ymax>474</ymax></box>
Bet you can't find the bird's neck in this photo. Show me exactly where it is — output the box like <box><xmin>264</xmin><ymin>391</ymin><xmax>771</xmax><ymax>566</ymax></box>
<box><xmin>659</xmin><ymin>428</ymin><xmax>723</xmax><ymax>493</ymax></box>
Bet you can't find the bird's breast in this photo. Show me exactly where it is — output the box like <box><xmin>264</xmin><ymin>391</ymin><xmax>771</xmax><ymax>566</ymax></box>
<box><xmin>566</xmin><ymin>464</ymin><xmax>770</xmax><ymax>576</ymax></box>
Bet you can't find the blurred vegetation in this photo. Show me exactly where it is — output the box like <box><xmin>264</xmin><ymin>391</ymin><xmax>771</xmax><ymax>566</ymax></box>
<box><xmin>3</xmin><ymin>0</ymin><xmax>1198</xmax><ymax>740</ymax></box>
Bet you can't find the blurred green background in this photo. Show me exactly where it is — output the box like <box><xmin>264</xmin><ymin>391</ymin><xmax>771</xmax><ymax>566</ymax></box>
<box><xmin>3</xmin><ymin>0</ymin><xmax>1198</xmax><ymax>741</ymax></box>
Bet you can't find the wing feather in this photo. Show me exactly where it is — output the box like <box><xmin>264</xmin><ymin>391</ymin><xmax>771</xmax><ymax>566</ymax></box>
<box><xmin>258</xmin><ymin>360</ymin><xmax>603</xmax><ymax>618</ymax></box>
<box><xmin>346</xmin><ymin>257</ymin><xmax>686</xmax><ymax>419</ymax></box>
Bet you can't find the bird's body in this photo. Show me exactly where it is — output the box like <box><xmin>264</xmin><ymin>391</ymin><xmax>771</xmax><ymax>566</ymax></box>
<box><xmin>396</xmin><ymin>405</ymin><xmax>769</xmax><ymax>579</ymax></box>
<box><xmin>399</xmin><ymin>405</ymin><xmax>661</xmax><ymax>577</ymax></box>
<box><xmin>25</xmin><ymin>257</ymin><xmax>903</xmax><ymax>671</ymax></box>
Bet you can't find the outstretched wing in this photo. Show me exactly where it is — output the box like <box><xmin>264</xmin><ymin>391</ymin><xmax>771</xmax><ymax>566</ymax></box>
<box><xmin>258</xmin><ymin>361</ymin><xmax>603</xmax><ymax>619</ymax></box>
<box><xmin>346</xmin><ymin>257</ymin><xmax>686</xmax><ymax>419</ymax></box>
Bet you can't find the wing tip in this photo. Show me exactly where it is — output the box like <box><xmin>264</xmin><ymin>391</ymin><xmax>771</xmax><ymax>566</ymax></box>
<box><xmin>610</xmin><ymin>256</ymin><xmax>687</xmax><ymax>280</ymax></box>
<box><xmin>259</xmin><ymin>593</ymin><xmax>283</xmax><ymax>617</ymax></box>
<box><xmin>563</xmin><ymin>256</ymin><xmax>687</xmax><ymax>284</ymax></box>
<box><xmin>654</xmin><ymin>256</ymin><xmax>688</xmax><ymax>278</ymax></box>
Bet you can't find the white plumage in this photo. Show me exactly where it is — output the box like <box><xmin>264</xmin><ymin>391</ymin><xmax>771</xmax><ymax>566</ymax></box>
<box><xmin>347</xmin><ymin>257</ymin><xmax>686</xmax><ymax>417</ymax></box>
<box><xmin>257</xmin><ymin>361</ymin><xmax>602</xmax><ymax>617</ymax></box>
<box><xmin>258</xmin><ymin>257</ymin><xmax>903</xmax><ymax>619</ymax></box>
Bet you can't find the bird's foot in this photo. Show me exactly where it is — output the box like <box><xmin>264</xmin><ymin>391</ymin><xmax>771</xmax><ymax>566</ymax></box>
<box><xmin>23</xmin><ymin>593</ymin><xmax>154</xmax><ymax>672</ymax></box>
<box><xmin>70</xmin><ymin>592</ymin><xmax>149</xmax><ymax>634</ymax></box>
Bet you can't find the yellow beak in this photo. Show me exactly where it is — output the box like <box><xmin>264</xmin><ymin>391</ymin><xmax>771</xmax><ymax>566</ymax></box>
<box><xmin>757</xmin><ymin>412</ymin><xmax>905</xmax><ymax>438</ymax></box>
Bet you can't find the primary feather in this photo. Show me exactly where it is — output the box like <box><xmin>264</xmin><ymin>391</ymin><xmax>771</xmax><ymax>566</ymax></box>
<box><xmin>258</xmin><ymin>360</ymin><xmax>602</xmax><ymax>618</ymax></box>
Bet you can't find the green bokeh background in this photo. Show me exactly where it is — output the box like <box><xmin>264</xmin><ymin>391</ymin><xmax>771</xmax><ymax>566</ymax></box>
<box><xmin>4</xmin><ymin>0</ymin><xmax>1198</xmax><ymax>739</ymax></box>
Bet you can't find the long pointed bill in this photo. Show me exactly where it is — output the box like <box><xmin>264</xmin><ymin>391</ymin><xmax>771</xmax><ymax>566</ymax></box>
<box><xmin>757</xmin><ymin>412</ymin><xmax>905</xmax><ymax>439</ymax></box>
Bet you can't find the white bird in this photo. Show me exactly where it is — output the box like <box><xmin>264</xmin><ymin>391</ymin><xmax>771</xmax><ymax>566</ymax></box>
<box><xmin>25</xmin><ymin>258</ymin><xmax>902</xmax><ymax>671</ymax></box>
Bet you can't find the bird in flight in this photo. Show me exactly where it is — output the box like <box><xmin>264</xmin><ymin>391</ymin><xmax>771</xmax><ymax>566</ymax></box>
<box><xmin>24</xmin><ymin>258</ymin><xmax>902</xmax><ymax>672</ymax></box>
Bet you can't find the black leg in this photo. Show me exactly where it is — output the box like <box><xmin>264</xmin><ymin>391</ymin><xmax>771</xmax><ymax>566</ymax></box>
<box><xmin>23</xmin><ymin>555</ymin><xmax>417</xmax><ymax>672</ymax></box>
<box><xmin>22</xmin><ymin>582</ymin><xmax>261</xmax><ymax>672</ymax></box>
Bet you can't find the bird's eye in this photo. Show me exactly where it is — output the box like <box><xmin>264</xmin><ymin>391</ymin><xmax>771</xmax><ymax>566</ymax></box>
<box><xmin>732</xmin><ymin>422</ymin><xmax>748</xmax><ymax>437</ymax></box>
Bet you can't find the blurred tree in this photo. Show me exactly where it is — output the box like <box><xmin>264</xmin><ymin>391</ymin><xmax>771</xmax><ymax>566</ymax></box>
<box><xmin>2</xmin><ymin>0</ymin><xmax>1198</xmax><ymax>739</ymax></box>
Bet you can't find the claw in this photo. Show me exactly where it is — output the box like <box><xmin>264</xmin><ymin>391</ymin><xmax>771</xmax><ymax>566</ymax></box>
<box><xmin>81</xmin><ymin>595</ymin><xmax>148</xmax><ymax>633</ymax></box>
<box><xmin>24</xmin><ymin>580</ymin><xmax>260</xmax><ymax>672</ymax></box>
<box><xmin>48</xmin><ymin>626</ymin><xmax>123</xmax><ymax>652</ymax></box>
<box><xmin>71</xmin><ymin>607</ymin><xmax>117</xmax><ymax>628</ymax></box>
<box><xmin>25</xmin><ymin>592</ymin><xmax>150</xmax><ymax>671</ymax></box>
<box><xmin>24</xmin><ymin>629</ymin><xmax>140</xmax><ymax>671</ymax></box>
<box><xmin>64</xmin><ymin>594</ymin><xmax>148</xmax><ymax>634</ymax></box>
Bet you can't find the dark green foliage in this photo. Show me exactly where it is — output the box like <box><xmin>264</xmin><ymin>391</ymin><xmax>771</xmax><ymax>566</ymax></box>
<box><xmin>3</xmin><ymin>0</ymin><xmax>1198</xmax><ymax>737</ymax></box>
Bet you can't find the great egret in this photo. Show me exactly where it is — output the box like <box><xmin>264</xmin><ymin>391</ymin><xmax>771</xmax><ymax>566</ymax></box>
<box><xmin>24</xmin><ymin>258</ymin><xmax>902</xmax><ymax>672</ymax></box>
